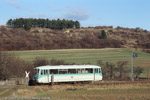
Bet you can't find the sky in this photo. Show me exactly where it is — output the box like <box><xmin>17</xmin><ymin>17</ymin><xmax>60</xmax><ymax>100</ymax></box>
<box><xmin>0</xmin><ymin>0</ymin><xmax>150</xmax><ymax>30</ymax></box>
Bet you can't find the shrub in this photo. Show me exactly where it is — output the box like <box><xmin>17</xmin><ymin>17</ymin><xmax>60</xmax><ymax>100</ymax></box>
<box><xmin>101</xmin><ymin>30</ymin><xmax>107</xmax><ymax>39</ymax></box>
<box><xmin>0</xmin><ymin>51</ymin><xmax>33</xmax><ymax>80</ymax></box>
<box><xmin>33</xmin><ymin>57</ymin><xmax>49</xmax><ymax>67</ymax></box>
<box><xmin>97</xmin><ymin>60</ymin><xmax>130</xmax><ymax>79</ymax></box>
<box><xmin>134</xmin><ymin>66</ymin><xmax>144</xmax><ymax>79</ymax></box>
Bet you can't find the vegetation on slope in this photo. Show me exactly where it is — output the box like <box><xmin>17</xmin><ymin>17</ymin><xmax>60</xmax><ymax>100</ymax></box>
<box><xmin>0</xmin><ymin>26</ymin><xmax>125</xmax><ymax>50</ymax></box>
<box><xmin>1</xmin><ymin>25</ymin><xmax>150</xmax><ymax>51</ymax></box>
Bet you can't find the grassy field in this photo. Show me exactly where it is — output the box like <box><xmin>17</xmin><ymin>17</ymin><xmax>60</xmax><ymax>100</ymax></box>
<box><xmin>1</xmin><ymin>48</ymin><xmax>150</xmax><ymax>100</ymax></box>
<box><xmin>7</xmin><ymin>48</ymin><xmax>150</xmax><ymax>78</ymax></box>
<box><xmin>9</xmin><ymin>48</ymin><xmax>150</xmax><ymax>67</ymax></box>
<box><xmin>2</xmin><ymin>82</ymin><xmax>149</xmax><ymax>100</ymax></box>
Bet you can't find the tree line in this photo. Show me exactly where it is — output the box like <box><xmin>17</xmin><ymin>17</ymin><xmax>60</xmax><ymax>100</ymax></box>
<box><xmin>97</xmin><ymin>60</ymin><xmax>144</xmax><ymax>80</ymax></box>
<box><xmin>6</xmin><ymin>18</ymin><xmax>80</xmax><ymax>30</ymax></box>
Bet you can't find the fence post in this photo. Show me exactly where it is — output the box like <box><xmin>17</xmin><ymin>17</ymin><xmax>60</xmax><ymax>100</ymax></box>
<box><xmin>148</xmin><ymin>66</ymin><xmax>149</xmax><ymax>80</ymax></box>
<box><xmin>25</xmin><ymin>78</ymin><xmax>27</xmax><ymax>86</ymax></box>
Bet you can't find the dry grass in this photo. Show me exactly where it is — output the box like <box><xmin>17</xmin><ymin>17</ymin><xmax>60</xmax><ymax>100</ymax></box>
<box><xmin>8</xmin><ymin>82</ymin><xmax>150</xmax><ymax>100</ymax></box>
<box><xmin>0</xmin><ymin>88</ymin><xmax>13</xmax><ymax>97</ymax></box>
<box><xmin>11</xmin><ymin>89</ymin><xmax>36</xmax><ymax>97</ymax></box>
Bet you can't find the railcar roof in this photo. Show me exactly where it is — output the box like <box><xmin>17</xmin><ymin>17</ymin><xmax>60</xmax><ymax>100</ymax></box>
<box><xmin>35</xmin><ymin>65</ymin><xmax>101</xmax><ymax>69</ymax></box>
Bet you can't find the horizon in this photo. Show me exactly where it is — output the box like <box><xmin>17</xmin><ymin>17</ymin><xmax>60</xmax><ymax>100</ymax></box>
<box><xmin>0</xmin><ymin>0</ymin><xmax>150</xmax><ymax>30</ymax></box>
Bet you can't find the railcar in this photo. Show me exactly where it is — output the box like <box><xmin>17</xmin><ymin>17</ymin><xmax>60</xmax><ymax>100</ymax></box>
<box><xmin>32</xmin><ymin>65</ymin><xmax>102</xmax><ymax>84</ymax></box>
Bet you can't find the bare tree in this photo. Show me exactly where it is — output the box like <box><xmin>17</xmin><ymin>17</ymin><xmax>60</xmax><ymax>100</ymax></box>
<box><xmin>0</xmin><ymin>51</ymin><xmax>33</xmax><ymax>80</ymax></box>
<box><xmin>97</xmin><ymin>60</ymin><xmax>115</xmax><ymax>79</ymax></box>
<box><xmin>134</xmin><ymin>66</ymin><xmax>144</xmax><ymax>79</ymax></box>
<box><xmin>97</xmin><ymin>60</ymin><xmax>106</xmax><ymax>78</ymax></box>
<box><xmin>117</xmin><ymin>61</ymin><xmax>128</xmax><ymax>79</ymax></box>
<box><xmin>106</xmin><ymin>62</ymin><xmax>115</xmax><ymax>79</ymax></box>
<box><xmin>0</xmin><ymin>52</ymin><xmax>14</xmax><ymax>80</ymax></box>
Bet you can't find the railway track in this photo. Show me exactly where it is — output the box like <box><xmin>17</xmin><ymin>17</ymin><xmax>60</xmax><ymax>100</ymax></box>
<box><xmin>93</xmin><ymin>80</ymin><xmax>150</xmax><ymax>86</ymax></box>
<box><xmin>0</xmin><ymin>85</ymin><xmax>17</xmax><ymax>97</ymax></box>
<box><xmin>40</xmin><ymin>80</ymin><xmax>150</xmax><ymax>86</ymax></box>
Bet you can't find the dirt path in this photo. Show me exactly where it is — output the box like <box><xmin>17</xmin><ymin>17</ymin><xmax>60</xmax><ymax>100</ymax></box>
<box><xmin>0</xmin><ymin>85</ymin><xmax>17</xmax><ymax>97</ymax></box>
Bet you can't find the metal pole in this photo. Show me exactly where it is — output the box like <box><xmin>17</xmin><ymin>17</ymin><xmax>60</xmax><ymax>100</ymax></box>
<box><xmin>147</xmin><ymin>66</ymin><xmax>149</xmax><ymax>80</ymax></box>
<box><xmin>131</xmin><ymin>52</ymin><xmax>134</xmax><ymax>81</ymax></box>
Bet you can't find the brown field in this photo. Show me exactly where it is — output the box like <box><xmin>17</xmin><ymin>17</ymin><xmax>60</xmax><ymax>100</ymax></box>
<box><xmin>1</xmin><ymin>81</ymin><xmax>150</xmax><ymax>100</ymax></box>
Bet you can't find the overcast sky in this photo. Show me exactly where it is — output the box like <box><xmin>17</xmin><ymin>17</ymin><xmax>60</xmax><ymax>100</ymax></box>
<box><xmin>0</xmin><ymin>0</ymin><xmax>150</xmax><ymax>30</ymax></box>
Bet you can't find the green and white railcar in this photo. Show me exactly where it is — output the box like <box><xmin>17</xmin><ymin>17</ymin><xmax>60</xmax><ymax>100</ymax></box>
<box><xmin>33</xmin><ymin>65</ymin><xmax>102</xmax><ymax>83</ymax></box>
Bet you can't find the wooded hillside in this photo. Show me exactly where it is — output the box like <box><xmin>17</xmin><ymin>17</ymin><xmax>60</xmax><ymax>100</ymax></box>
<box><xmin>0</xmin><ymin>25</ymin><xmax>150</xmax><ymax>51</ymax></box>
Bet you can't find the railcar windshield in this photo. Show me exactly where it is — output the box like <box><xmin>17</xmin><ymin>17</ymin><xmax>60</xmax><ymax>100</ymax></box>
<box><xmin>35</xmin><ymin>69</ymin><xmax>39</xmax><ymax>75</ymax></box>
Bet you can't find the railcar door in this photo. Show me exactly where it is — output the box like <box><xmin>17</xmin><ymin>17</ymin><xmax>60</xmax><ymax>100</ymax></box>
<box><xmin>94</xmin><ymin>68</ymin><xmax>98</xmax><ymax>81</ymax></box>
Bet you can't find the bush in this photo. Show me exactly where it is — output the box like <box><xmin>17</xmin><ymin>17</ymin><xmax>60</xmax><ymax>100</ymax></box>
<box><xmin>0</xmin><ymin>51</ymin><xmax>33</xmax><ymax>80</ymax></box>
<box><xmin>134</xmin><ymin>66</ymin><xmax>144</xmax><ymax>79</ymax></box>
<box><xmin>116</xmin><ymin>61</ymin><xmax>129</xmax><ymax>79</ymax></box>
<box><xmin>97</xmin><ymin>60</ymin><xmax>115</xmax><ymax>79</ymax></box>
<box><xmin>33</xmin><ymin>57</ymin><xmax>49</xmax><ymax>67</ymax></box>
<box><xmin>101</xmin><ymin>30</ymin><xmax>107</xmax><ymax>39</ymax></box>
<box><xmin>97</xmin><ymin>60</ymin><xmax>129</xmax><ymax>79</ymax></box>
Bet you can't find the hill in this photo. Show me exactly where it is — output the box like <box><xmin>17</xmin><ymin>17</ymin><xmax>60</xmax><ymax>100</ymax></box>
<box><xmin>0</xmin><ymin>26</ymin><xmax>150</xmax><ymax>51</ymax></box>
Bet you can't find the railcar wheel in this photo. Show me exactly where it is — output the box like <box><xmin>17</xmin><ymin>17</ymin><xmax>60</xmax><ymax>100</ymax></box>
<box><xmin>29</xmin><ymin>79</ymin><xmax>36</xmax><ymax>86</ymax></box>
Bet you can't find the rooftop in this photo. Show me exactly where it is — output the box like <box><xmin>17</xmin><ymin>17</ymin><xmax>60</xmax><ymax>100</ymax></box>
<box><xmin>35</xmin><ymin>65</ymin><xmax>101</xmax><ymax>69</ymax></box>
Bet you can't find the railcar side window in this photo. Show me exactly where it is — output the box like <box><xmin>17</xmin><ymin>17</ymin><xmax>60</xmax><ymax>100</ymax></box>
<box><xmin>68</xmin><ymin>69</ymin><xmax>76</xmax><ymax>74</ymax></box>
<box><xmin>76</xmin><ymin>69</ymin><xmax>93</xmax><ymax>74</ymax></box>
<box><xmin>77</xmin><ymin>69</ymin><xmax>80</xmax><ymax>73</ymax></box>
<box><xmin>77</xmin><ymin>69</ymin><xmax>85</xmax><ymax>73</ymax></box>
<box><xmin>41</xmin><ymin>70</ymin><xmax>44</xmax><ymax>75</ymax></box>
<box><xmin>85</xmin><ymin>68</ymin><xmax>93</xmax><ymax>73</ymax></box>
<box><xmin>59</xmin><ymin>69</ymin><xmax>68</xmax><ymax>74</ymax></box>
<box><xmin>50</xmin><ymin>69</ymin><xmax>58</xmax><ymax>74</ymax></box>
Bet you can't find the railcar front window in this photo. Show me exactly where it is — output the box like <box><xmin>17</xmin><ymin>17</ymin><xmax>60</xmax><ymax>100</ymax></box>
<box><xmin>99</xmin><ymin>68</ymin><xmax>101</xmax><ymax>73</ymax></box>
<box><xmin>35</xmin><ymin>69</ymin><xmax>39</xmax><ymax>75</ymax></box>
